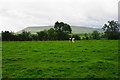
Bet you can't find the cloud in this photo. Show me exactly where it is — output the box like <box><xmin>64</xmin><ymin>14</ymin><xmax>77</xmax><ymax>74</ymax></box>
<box><xmin>0</xmin><ymin>0</ymin><xmax>119</xmax><ymax>32</ymax></box>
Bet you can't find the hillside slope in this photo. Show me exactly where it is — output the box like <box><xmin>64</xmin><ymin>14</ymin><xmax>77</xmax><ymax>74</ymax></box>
<box><xmin>17</xmin><ymin>26</ymin><xmax>103</xmax><ymax>34</ymax></box>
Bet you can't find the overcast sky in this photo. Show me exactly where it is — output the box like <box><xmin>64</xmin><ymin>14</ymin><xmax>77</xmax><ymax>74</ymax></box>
<box><xmin>0</xmin><ymin>0</ymin><xmax>119</xmax><ymax>32</ymax></box>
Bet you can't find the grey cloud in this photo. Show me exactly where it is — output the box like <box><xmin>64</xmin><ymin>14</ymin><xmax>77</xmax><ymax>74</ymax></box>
<box><xmin>0</xmin><ymin>0</ymin><xmax>119</xmax><ymax>32</ymax></box>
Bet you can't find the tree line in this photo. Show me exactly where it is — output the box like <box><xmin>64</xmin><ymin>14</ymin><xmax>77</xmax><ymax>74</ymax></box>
<box><xmin>2</xmin><ymin>22</ymin><xmax>72</xmax><ymax>41</ymax></box>
<box><xmin>1</xmin><ymin>20</ymin><xmax>120</xmax><ymax>41</ymax></box>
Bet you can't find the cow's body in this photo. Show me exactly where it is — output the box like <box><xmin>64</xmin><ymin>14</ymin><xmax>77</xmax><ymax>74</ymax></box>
<box><xmin>69</xmin><ymin>38</ymin><xmax>75</xmax><ymax>43</ymax></box>
<box><xmin>72</xmin><ymin>38</ymin><xmax>75</xmax><ymax>43</ymax></box>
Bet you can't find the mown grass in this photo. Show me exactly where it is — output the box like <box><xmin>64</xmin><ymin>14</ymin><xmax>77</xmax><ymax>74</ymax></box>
<box><xmin>2</xmin><ymin>40</ymin><xmax>119</xmax><ymax>78</ymax></box>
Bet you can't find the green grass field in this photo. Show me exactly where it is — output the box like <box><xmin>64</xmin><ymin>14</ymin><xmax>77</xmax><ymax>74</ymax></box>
<box><xmin>2</xmin><ymin>40</ymin><xmax>119</xmax><ymax>78</ymax></box>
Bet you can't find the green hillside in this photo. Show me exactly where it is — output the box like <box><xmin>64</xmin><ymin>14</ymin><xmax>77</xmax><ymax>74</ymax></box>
<box><xmin>17</xmin><ymin>26</ymin><xmax>103</xmax><ymax>34</ymax></box>
<box><xmin>71</xmin><ymin>26</ymin><xmax>103</xmax><ymax>33</ymax></box>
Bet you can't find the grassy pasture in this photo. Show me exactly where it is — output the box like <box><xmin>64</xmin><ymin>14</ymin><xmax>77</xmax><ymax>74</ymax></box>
<box><xmin>2</xmin><ymin>40</ymin><xmax>118</xmax><ymax>78</ymax></box>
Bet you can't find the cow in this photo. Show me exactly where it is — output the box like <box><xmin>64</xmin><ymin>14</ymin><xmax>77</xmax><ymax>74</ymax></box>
<box><xmin>69</xmin><ymin>38</ymin><xmax>75</xmax><ymax>43</ymax></box>
<box><xmin>72</xmin><ymin>38</ymin><xmax>75</xmax><ymax>43</ymax></box>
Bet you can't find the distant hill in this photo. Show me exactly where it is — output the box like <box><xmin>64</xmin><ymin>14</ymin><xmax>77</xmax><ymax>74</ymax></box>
<box><xmin>71</xmin><ymin>26</ymin><xmax>103</xmax><ymax>33</ymax></box>
<box><xmin>17</xmin><ymin>26</ymin><xmax>103</xmax><ymax>34</ymax></box>
<box><xmin>17</xmin><ymin>26</ymin><xmax>52</xmax><ymax>34</ymax></box>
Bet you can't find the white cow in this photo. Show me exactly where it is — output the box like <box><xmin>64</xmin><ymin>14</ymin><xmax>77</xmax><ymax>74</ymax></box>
<box><xmin>69</xmin><ymin>38</ymin><xmax>75</xmax><ymax>43</ymax></box>
<box><xmin>72</xmin><ymin>38</ymin><xmax>75</xmax><ymax>43</ymax></box>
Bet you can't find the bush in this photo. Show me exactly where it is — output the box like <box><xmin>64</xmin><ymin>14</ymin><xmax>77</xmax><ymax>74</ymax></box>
<box><xmin>72</xmin><ymin>34</ymin><xmax>81</xmax><ymax>40</ymax></box>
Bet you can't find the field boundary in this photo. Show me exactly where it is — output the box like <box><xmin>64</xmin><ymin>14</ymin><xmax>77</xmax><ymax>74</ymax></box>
<box><xmin>0</xmin><ymin>34</ymin><xmax>2</xmax><ymax>80</ymax></box>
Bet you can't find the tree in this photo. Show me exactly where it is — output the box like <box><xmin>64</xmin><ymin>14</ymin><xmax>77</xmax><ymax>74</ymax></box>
<box><xmin>54</xmin><ymin>21</ymin><xmax>72</xmax><ymax>34</ymax></box>
<box><xmin>102</xmin><ymin>20</ymin><xmax>119</xmax><ymax>40</ymax></box>
<box><xmin>18</xmin><ymin>30</ymin><xmax>32</xmax><ymax>41</ymax></box>
<box><xmin>82</xmin><ymin>37</ymin><xmax>85</xmax><ymax>40</ymax></box>
<box><xmin>37</xmin><ymin>30</ymin><xmax>48</xmax><ymax>41</ymax></box>
<box><xmin>48</xmin><ymin>28</ymin><xmax>58</xmax><ymax>40</ymax></box>
<box><xmin>84</xmin><ymin>33</ymin><xmax>88</xmax><ymax>40</ymax></box>
<box><xmin>2</xmin><ymin>21</ymin><xmax>73</xmax><ymax>41</ymax></box>
<box><xmin>99</xmin><ymin>33</ymin><xmax>105</xmax><ymax>39</ymax></box>
<box><xmin>54</xmin><ymin>21</ymin><xmax>72</xmax><ymax>40</ymax></box>
<box><xmin>91</xmin><ymin>30</ymin><xmax>100</xmax><ymax>40</ymax></box>
<box><xmin>2</xmin><ymin>31</ymin><xmax>15</xmax><ymax>41</ymax></box>
<box><xmin>72</xmin><ymin>34</ymin><xmax>81</xmax><ymax>40</ymax></box>
<box><xmin>54</xmin><ymin>21</ymin><xmax>62</xmax><ymax>32</ymax></box>
<box><xmin>31</xmin><ymin>34</ymin><xmax>38</xmax><ymax>41</ymax></box>
<box><xmin>62</xmin><ymin>24</ymin><xmax>72</xmax><ymax>34</ymax></box>
<box><xmin>89</xmin><ymin>35</ymin><xmax>93</xmax><ymax>40</ymax></box>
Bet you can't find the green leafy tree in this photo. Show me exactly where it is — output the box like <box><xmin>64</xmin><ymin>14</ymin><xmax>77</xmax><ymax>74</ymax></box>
<box><xmin>82</xmin><ymin>37</ymin><xmax>85</xmax><ymax>40</ymax></box>
<box><xmin>72</xmin><ymin>34</ymin><xmax>81</xmax><ymax>40</ymax></box>
<box><xmin>2</xmin><ymin>31</ymin><xmax>15</xmax><ymax>41</ymax></box>
<box><xmin>62</xmin><ymin>24</ymin><xmax>72</xmax><ymax>34</ymax></box>
<box><xmin>48</xmin><ymin>28</ymin><xmax>58</xmax><ymax>40</ymax></box>
<box><xmin>31</xmin><ymin>34</ymin><xmax>38</xmax><ymax>41</ymax></box>
<box><xmin>18</xmin><ymin>30</ymin><xmax>32</xmax><ymax>41</ymax></box>
<box><xmin>37</xmin><ymin>31</ymin><xmax>48</xmax><ymax>41</ymax></box>
<box><xmin>102</xmin><ymin>20</ymin><xmax>119</xmax><ymax>40</ymax></box>
<box><xmin>91</xmin><ymin>30</ymin><xmax>100</xmax><ymax>40</ymax></box>
<box><xmin>84</xmin><ymin>33</ymin><xmax>89</xmax><ymax>40</ymax></box>
<box><xmin>54</xmin><ymin>21</ymin><xmax>72</xmax><ymax>34</ymax></box>
<box><xmin>54</xmin><ymin>21</ymin><xmax>72</xmax><ymax>40</ymax></box>
<box><xmin>2</xmin><ymin>21</ymin><xmax>73</xmax><ymax>41</ymax></box>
